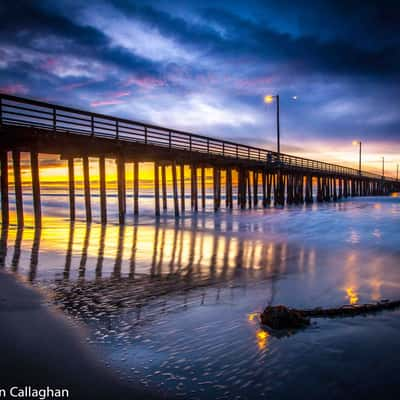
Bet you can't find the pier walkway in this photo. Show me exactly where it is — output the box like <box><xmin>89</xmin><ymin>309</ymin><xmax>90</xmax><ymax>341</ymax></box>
<box><xmin>1</xmin><ymin>94</ymin><xmax>398</xmax><ymax>226</ymax></box>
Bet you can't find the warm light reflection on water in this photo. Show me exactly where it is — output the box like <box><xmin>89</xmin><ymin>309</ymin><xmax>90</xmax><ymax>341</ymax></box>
<box><xmin>256</xmin><ymin>330</ymin><xmax>269</xmax><ymax>351</ymax></box>
<box><xmin>345</xmin><ymin>287</ymin><xmax>359</xmax><ymax>305</ymax></box>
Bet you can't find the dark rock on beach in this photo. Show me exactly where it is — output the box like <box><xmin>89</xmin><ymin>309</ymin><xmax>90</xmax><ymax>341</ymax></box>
<box><xmin>260</xmin><ymin>305</ymin><xmax>310</xmax><ymax>330</ymax></box>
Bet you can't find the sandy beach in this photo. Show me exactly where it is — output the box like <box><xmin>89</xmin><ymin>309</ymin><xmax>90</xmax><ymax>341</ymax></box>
<box><xmin>0</xmin><ymin>270</ymin><xmax>165</xmax><ymax>400</ymax></box>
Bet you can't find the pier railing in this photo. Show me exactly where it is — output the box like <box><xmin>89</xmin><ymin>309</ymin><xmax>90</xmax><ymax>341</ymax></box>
<box><xmin>0</xmin><ymin>93</ymin><xmax>393</xmax><ymax>181</ymax></box>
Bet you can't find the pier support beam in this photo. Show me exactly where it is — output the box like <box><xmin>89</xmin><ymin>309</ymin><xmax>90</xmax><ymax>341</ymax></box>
<box><xmin>82</xmin><ymin>156</ymin><xmax>92</xmax><ymax>223</ymax></box>
<box><xmin>305</xmin><ymin>175</ymin><xmax>313</xmax><ymax>203</ymax></box>
<box><xmin>333</xmin><ymin>178</ymin><xmax>337</xmax><ymax>201</ymax></box>
<box><xmin>154</xmin><ymin>162</ymin><xmax>160</xmax><ymax>217</ymax></box>
<box><xmin>227</xmin><ymin>167</ymin><xmax>233</xmax><ymax>209</ymax></box>
<box><xmin>253</xmin><ymin>171</ymin><xmax>258</xmax><ymax>206</ymax></box>
<box><xmin>12</xmin><ymin>151</ymin><xmax>23</xmax><ymax>226</ymax></box>
<box><xmin>287</xmin><ymin>174</ymin><xmax>293</xmax><ymax>205</ymax></box>
<box><xmin>133</xmin><ymin>161</ymin><xmax>139</xmax><ymax>216</ymax></box>
<box><xmin>338</xmin><ymin>178</ymin><xmax>343</xmax><ymax>199</ymax></box>
<box><xmin>99</xmin><ymin>156</ymin><xmax>106</xmax><ymax>224</ymax></box>
<box><xmin>68</xmin><ymin>157</ymin><xmax>76</xmax><ymax>222</ymax></box>
<box><xmin>238</xmin><ymin>168</ymin><xmax>247</xmax><ymax>209</ymax></box>
<box><xmin>190</xmin><ymin>165</ymin><xmax>198</xmax><ymax>211</ymax></box>
<box><xmin>30</xmin><ymin>151</ymin><xmax>42</xmax><ymax>227</ymax></box>
<box><xmin>217</xmin><ymin>168</ymin><xmax>221</xmax><ymax>210</ymax></box>
<box><xmin>247</xmin><ymin>170</ymin><xmax>252</xmax><ymax>208</ymax></box>
<box><xmin>161</xmin><ymin>164</ymin><xmax>167</xmax><ymax>211</ymax></box>
<box><xmin>0</xmin><ymin>151</ymin><xmax>9</xmax><ymax>227</ymax></box>
<box><xmin>213</xmin><ymin>167</ymin><xmax>218</xmax><ymax>211</ymax></box>
<box><xmin>275</xmin><ymin>171</ymin><xmax>284</xmax><ymax>206</ymax></box>
<box><xmin>262</xmin><ymin>171</ymin><xmax>267</xmax><ymax>207</ymax></box>
<box><xmin>201</xmin><ymin>167</ymin><xmax>206</xmax><ymax>209</ymax></box>
<box><xmin>172</xmin><ymin>161</ymin><xmax>179</xmax><ymax>217</ymax></box>
<box><xmin>117</xmin><ymin>158</ymin><xmax>126</xmax><ymax>224</ymax></box>
<box><xmin>180</xmin><ymin>164</ymin><xmax>185</xmax><ymax>212</ymax></box>
<box><xmin>266</xmin><ymin>173</ymin><xmax>272</xmax><ymax>205</ymax></box>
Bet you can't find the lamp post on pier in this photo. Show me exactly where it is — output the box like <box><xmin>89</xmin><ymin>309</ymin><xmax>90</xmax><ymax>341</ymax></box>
<box><xmin>264</xmin><ymin>94</ymin><xmax>297</xmax><ymax>159</ymax></box>
<box><xmin>382</xmin><ymin>156</ymin><xmax>385</xmax><ymax>178</ymax></box>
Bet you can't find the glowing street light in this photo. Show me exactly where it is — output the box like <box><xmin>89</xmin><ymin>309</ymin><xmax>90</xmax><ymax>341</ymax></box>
<box><xmin>352</xmin><ymin>140</ymin><xmax>362</xmax><ymax>174</ymax></box>
<box><xmin>264</xmin><ymin>95</ymin><xmax>274</xmax><ymax>104</ymax></box>
<box><xmin>264</xmin><ymin>94</ymin><xmax>297</xmax><ymax>158</ymax></box>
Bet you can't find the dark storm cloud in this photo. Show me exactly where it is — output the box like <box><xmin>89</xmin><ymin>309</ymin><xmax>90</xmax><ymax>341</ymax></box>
<box><xmin>109</xmin><ymin>0</ymin><xmax>400</xmax><ymax>77</ymax></box>
<box><xmin>0</xmin><ymin>0</ymin><xmax>163</xmax><ymax>90</ymax></box>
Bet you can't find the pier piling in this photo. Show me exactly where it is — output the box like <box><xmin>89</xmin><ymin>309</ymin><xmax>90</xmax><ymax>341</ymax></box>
<box><xmin>117</xmin><ymin>158</ymin><xmax>126</xmax><ymax>224</ymax></box>
<box><xmin>12</xmin><ymin>151</ymin><xmax>23</xmax><ymax>226</ymax></box>
<box><xmin>68</xmin><ymin>157</ymin><xmax>76</xmax><ymax>221</ymax></box>
<box><xmin>30</xmin><ymin>151</ymin><xmax>42</xmax><ymax>228</ymax></box>
<box><xmin>201</xmin><ymin>167</ymin><xmax>206</xmax><ymax>209</ymax></box>
<box><xmin>99</xmin><ymin>156</ymin><xmax>107</xmax><ymax>224</ymax></box>
<box><xmin>82</xmin><ymin>156</ymin><xmax>92</xmax><ymax>223</ymax></box>
<box><xmin>172</xmin><ymin>161</ymin><xmax>179</xmax><ymax>217</ymax></box>
<box><xmin>133</xmin><ymin>162</ymin><xmax>139</xmax><ymax>216</ymax></box>
<box><xmin>0</xmin><ymin>151</ymin><xmax>9</xmax><ymax>227</ymax></box>
<box><xmin>154</xmin><ymin>162</ymin><xmax>160</xmax><ymax>217</ymax></box>
<box><xmin>180</xmin><ymin>164</ymin><xmax>185</xmax><ymax>212</ymax></box>
<box><xmin>161</xmin><ymin>164</ymin><xmax>167</xmax><ymax>211</ymax></box>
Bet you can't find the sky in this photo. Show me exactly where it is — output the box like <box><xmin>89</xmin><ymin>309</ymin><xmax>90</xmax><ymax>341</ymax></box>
<box><xmin>1</xmin><ymin>0</ymin><xmax>400</xmax><ymax>177</ymax></box>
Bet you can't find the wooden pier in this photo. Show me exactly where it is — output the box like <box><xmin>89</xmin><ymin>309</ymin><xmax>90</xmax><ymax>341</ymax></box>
<box><xmin>0</xmin><ymin>93</ymin><xmax>399</xmax><ymax>226</ymax></box>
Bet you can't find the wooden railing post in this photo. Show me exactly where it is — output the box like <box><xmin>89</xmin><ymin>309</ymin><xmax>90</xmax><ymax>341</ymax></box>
<box><xmin>144</xmin><ymin>126</ymin><xmax>148</xmax><ymax>144</ymax></box>
<box><xmin>52</xmin><ymin>107</ymin><xmax>56</xmax><ymax>132</ymax></box>
<box><xmin>116</xmin><ymin>120</ymin><xmax>119</xmax><ymax>140</ymax></box>
<box><xmin>91</xmin><ymin>115</ymin><xmax>94</xmax><ymax>137</ymax></box>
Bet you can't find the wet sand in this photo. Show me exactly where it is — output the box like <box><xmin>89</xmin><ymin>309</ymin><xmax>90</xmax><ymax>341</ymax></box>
<box><xmin>2</xmin><ymin>196</ymin><xmax>400</xmax><ymax>399</ymax></box>
<box><xmin>0</xmin><ymin>271</ymin><xmax>166</xmax><ymax>400</ymax></box>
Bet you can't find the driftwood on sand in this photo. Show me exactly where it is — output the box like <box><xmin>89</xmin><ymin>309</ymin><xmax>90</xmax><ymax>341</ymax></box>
<box><xmin>260</xmin><ymin>299</ymin><xmax>400</xmax><ymax>330</ymax></box>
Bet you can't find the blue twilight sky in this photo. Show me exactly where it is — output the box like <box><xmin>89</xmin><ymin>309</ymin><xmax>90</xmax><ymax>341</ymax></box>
<box><xmin>0</xmin><ymin>0</ymin><xmax>399</xmax><ymax>175</ymax></box>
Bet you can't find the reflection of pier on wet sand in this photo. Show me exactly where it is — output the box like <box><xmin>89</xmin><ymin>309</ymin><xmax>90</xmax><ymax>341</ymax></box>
<box><xmin>2</xmin><ymin>218</ymin><xmax>308</xmax><ymax>281</ymax></box>
<box><xmin>1</xmin><ymin>218</ymin><xmax>315</xmax><ymax>319</ymax></box>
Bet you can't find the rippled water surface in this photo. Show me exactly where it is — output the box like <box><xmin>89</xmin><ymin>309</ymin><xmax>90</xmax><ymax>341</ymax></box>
<box><xmin>2</xmin><ymin>195</ymin><xmax>400</xmax><ymax>399</ymax></box>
